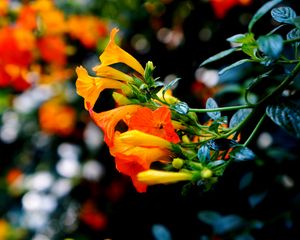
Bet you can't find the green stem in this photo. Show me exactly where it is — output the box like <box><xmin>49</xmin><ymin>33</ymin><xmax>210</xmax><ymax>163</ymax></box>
<box><xmin>258</xmin><ymin>61</ymin><xmax>300</xmax><ymax>104</ymax></box>
<box><xmin>284</xmin><ymin>37</ymin><xmax>300</xmax><ymax>45</ymax></box>
<box><xmin>189</xmin><ymin>104</ymin><xmax>253</xmax><ymax>113</ymax></box>
<box><xmin>243</xmin><ymin>113</ymin><xmax>266</xmax><ymax>147</ymax></box>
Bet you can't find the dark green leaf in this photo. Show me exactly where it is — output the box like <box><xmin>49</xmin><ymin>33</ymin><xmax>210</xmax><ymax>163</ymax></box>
<box><xmin>171</xmin><ymin>102</ymin><xmax>189</xmax><ymax>115</ymax></box>
<box><xmin>227</xmin><ymin>33</ymin><xmax>255</xmax><ymax>44</ymax></box>
<box><xmin>207</xmin><ymin>160</ymin><xmax>225</xmax><ymax>168</ymax></box>
<box><xmin>266</xmin><ymin>100</ymin><xmax>300</xmax><ymax>138</ymax></box>
<box><xmin>235</xmin><ymin>233</ymin><xmax>255</xmax><ymax>240</ymax></box>
<box><xmin>257</xmin><ymin>34</ymin><xmax>283</xmax><ymax>59</ymax></box>
<box><xmin>246</xmin><ymin>70</ymin><xmax>272</xmax><ymax>91</ymax></box>
<box><xmin>152</xmin><ymin>224</ymin><xmax>172</xmax><ymax>240</ymax></box>
<box><xmin>197</xmin><ymin>145</ymin><xmax>210</xmax><ymax>163</ymax></box>
<box><xmin>213</xmin><ymin>215</ymin><xmax>245</xmax><ymax>235</ymax></box>
<box><xmin>162</xmin><ymin>78</ymin><xmax>180</xmax><ymax>97</ymax></box>
<box><xmin>206</xmin><ymin>98</ymin><xmax>221</xmax><ymax>120</ymax></box>
<box><xmin>249</xmin><ymin>192</ymin><xmax>267</xmax><ymax>208</ymax></box>
<box><xmin>198</xmin><ymin>211</ymin><xmax>221</xmax><ymax>225</ymax></box>
<box><xmin>219</xmin><ymin>59</ymin><xmax>250</xmax><ymax>75</ymax></box>
<box><xmin>207</xmin><ymin>139</ymin><xmax>238</xmax><ymax>151</ymax></box>
<box><xmin>248</xmin><ymin>0</ymin><xmax>282</xmax><ymax>32</ymax></box>
<box><xmin>200</xmin><ymin>48</ymin><xmax>238</xmax><ymax>66</ymax></box>
<box><xmin>271</xmin><ymin>7</ymin><xmax>296</xmax><ymax>24</ymax></box>
<box><xmin>230</xmin><ymin>146</ymin><xmax>256</xmax><ymax>161</ymax></box>
<box><xmin>229</xmin><ymin>109</ymin><xmax>252</xmax><ymax>128</ymax></box>
<box><xmin>239</xmin><ymin>172</ymin><xmax>253</xmax><ymax>190</ymax></box>
<box><xmin>293</xmin><ymin>16</ymin><xmax>300</xmax><ymax>29</ymax></box>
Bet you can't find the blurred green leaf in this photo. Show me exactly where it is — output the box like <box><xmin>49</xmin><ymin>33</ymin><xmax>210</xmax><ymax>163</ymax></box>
<box><xmin>207</xmin><ymin>139</ymin><xmax>238</xmax><ymax>151</ymax></box>
<box><xmin>227</xmin><ymin>33</ymin><xmax>255</xmax><ymax>44</ymax></box>
<box><xmin>219</xmin><ymin>59</ymin><xmax>250</xmax><ymax>75</ymax></box>
<box><xmin>292</xmin><ymin>16</ymin><xmax>300</xmax><ymax>29</ymax></box>
<box><xmin>271</xmin><ymin>7</ymin><xmax>296</xmax><ymax>24</ymax></box>
<box><xmin>171</xmin><ymin>102</ymin><xmax>189</xmax><ymax>115</ymax></box>
<box><xmin>266</xmin><ymin>100</ymin><xmax>300</xmax><ymax>138</ymax></box>
<box><xmin>152</xmin><ymin>224</ymin><xmax>172</xmax><ymax>240</ymax></box>
<box><xmin>248</xmin><ymin>0</ymin><xmax>282</xmax><ymax>32</ymax></box>
<box><xmin>257</xmin><ymin>34</ymin><xmax>283</xmax><ymax>59</ymax></box>
<box><xmin>200</xmin><ymin>48</ymin><xmax>238</xmax><ymax>66</ymax></box>
<box><xmin>162</xmin><ymin>78</ymin><xmax>180</xmax><ymax>97</ymax></box>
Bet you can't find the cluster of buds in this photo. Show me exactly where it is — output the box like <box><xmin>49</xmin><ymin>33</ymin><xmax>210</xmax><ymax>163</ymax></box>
<box><xmin>76</xmin><ymin>28</ymin><xmax>245</xmax><ymax>193</ymax></box>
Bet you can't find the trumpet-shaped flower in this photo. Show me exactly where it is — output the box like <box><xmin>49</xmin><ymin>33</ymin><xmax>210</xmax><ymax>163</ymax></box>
<box><xmin>128</xmin><ymin>106</ymin><xmax>180</xmax><ymax>143</ymax></box>
<box><xmin>99</xmin><ymin>28</ymin><xmax>145</xmax><ymax>77</ymax></box>
<box><xmin>76</xmin><ymin>66</ymin><xmax>126</xmax><ymax>109</ymax></box>
<box><xmin>137</xmin><ymin>170</ymin><xmax>193</xmax><ymax>185</ymax></box>
<box><xmin>116</xmin><ymin>130</ymin><xmax>172</xmax><ymax>149</ymax></box>
<box><xmin>89</xmin><ymin>105</ymin><xmax>142</xmax><ymax>147</ymax></box>
<box><xmin>92</xmin><ymin>65</ymin><xmax>133</xmax><ymax>83</ymax></box>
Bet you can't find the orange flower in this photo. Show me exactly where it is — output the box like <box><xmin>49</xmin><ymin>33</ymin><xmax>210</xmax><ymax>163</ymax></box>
<box><xmin>39</xmin><ymin>100</ymin><xmax>76</xmax><ymax>136</ymax></box>
<box><xmin>76</xmin><ymin>66</ymin><xmax>128</xmax><ymax>109</ymax></box>
<box><xmin>16</xmin><ymin>5</ymin><xmax>37</xmax><ymax>30</ymax></box>
<box><xmin>99</xmin><ymin>28</ymin><xmax>145</xmax><ymax>77</ymax></box>
<box><xmin>210</xmin><ymin>0</ymin><xmax>252</xmax><ymax>19</ymax></box>
<box><xmin>115</xmin><ymin>153</ymin><xmax>148</xmax><ymax>192</ymax></box>
<box><xmin>89</xmin><ymin>105</ymin><xmax>142</xmax><ymax>147</ymax></box>
<box><xmin>37</xmin><ymin>36</ymin><xmax>67</xmax><ymax>66</ymax></box>
<box><xmin>0</xmin><ymin>0</ymin><xmax>9</xmax><ymax>17</ymax></box>
<box><xmin>128</xmin><ymin>106</ymin><xmax>180</xmax><ymax>143</ymax></box>
<box><xmin>67</xmin><ymin>15</ymin><xmax>108</xmax><ymax>48</ymax></box>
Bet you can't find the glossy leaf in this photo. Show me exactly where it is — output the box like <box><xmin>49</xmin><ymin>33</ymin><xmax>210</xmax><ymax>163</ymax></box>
<box><xmin>293</xmin><ymin>17</ymin><xmax>300</xmax><ymax>29</ymax></box>
<box><xmin>197</xmin><ymin>145</ymin><xmax>210</xmax><ymax>163</ymax></box>
<box><xmin>171</xmin><ymin>102</ymin><xmax>189</xmax><ymax>115</ymax></box>
<box><xmin>242</xmin><ymin>44</ymin><xmax>258</xmax><ymax>59</ymax></box>
<box><xmin>206</xmin><ymin>98</ymin><xmax>221</xmax><ymax>120</ymax></box>
<box><xmin>207</xmin><ymin>139</ymin><xmax>238</xmax><ymax>151</ymax></box>
<box><xmin>271</xmin><ymin>7</ymin><xmax>296</xmax><ymax>24</ymax></box>
<box><xmin>229</xmin><ymin>109</ymin><xmax>252</xmax><ymax>128</ymax></box>
<box><xmin>266</xmin><ymin>100</ymin><xmax>300</xmax><ymax>138</ymax></box>
<box><xmin>230</xmin><ymin>146</ymin><xmax>256</xmax><ymax>161</ymax></box>
<box><xmin>219</xmin><ymin>59</ymin><xmax>250</xmax><ymax>75</ymax></box>
<box><xmin>207</xmin><ymin>160</ymin><xmax>225</xmax><ymax>168</ymax></box>
<box><xmin>257</xmin><ymin>34</ymin><xmax>283</xmax><ymax>59</ymax></box>
<box><xmin>287</xmin><ymin>28</ymin><xmax>300</xmax><ymax>47</ymax></box>
<box><xmin>248</xmin><ymin>0</ymin><xmax>282</xmax><ymax>32</ymax></box>
<box><xmin>200</xmin><ymin>48</ymin><xmax>238</xmax><ymax>66</ymax></box>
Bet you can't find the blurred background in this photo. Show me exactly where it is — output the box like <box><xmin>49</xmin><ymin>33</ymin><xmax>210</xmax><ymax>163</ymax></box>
<box><xmin>0</xmin><ymin>0</ymin><xmax>300</xmax><ymax>239</ymax></box>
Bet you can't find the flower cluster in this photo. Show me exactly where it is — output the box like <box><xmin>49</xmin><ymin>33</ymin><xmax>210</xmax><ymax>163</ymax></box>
<box><xmin>0</xmin><ymin>0</ymin><xmax>108</xmax><ymax>91</ymax></box>
<box><xmin>76</xmin><ymin>28</ymin><xmax>242</xmax><ymax>192</ymax></box>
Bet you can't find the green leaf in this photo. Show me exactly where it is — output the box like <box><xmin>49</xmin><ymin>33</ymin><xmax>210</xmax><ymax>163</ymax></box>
<box><xmin>207</xmin><ymin>139</ymin><xmax>238</xmax><ymax>151</ymax></box>
<box><xmin>198</xmin><ymin>211</ymin><xmax>222</xmax><ymax>225</ymax></box>
<box><xmin>248</xmin><ymin>0</ymin><xmax>282</xmax><ymax>32</ymax></box>
<box><xmin>206</xmin><ymin>98</ymin><xmax>221</xmax><ymax>120</ymax></box>
<box><xmin>271</xmin><ymin>7</ymin><xmax>296</xmax><ymax>24</ymax></box>
<box><xmin>229</xmin><ymin>109</ymin><xmax>252</xmax><ymax>128</ymax></box>
<box><xmin>207</xmin><ymin>160</ymin><xmax>225</xmax><ymax>169</ymax></box>
<box><xmin>242</xmin><ymin>44</ymin><xmax>258</xmax><ymax>59</ymax></box>
<box><xmin>152</xmin><ymin>224</ymin><xmax>172</xmax><ymax>240</ymax></box>
<box><xmin>246</xmin><ymin>70</ymin><xmax>272</xmax><ymax>91</ymax></box>
<box><xmin>230</xmin><ymin>146</ymin><xmax>256</xmax><ymax>161</ymax></box>
<box><xmin>287</xmin><ymin>28</ymin><xmax>300</xmax><ymax>47</ymax></box>
<box><xmin>197</xmin><ymin>145</ymin><xmax>210</xmax><ymax>163</ymax></box>
<box><xmin>257</xmin><ymin>34</ymin><xmax>283</xmax><ymax>59</ymax></box>
<box><xmin>171</xmin><ymin>101</ymin><xmax>189</xmax><ymax>115</ymax></box>
<box><xmin>227</xmin><ymin>33</ymin><xmax>255</xmax><ymax>44</ymax></box>
<box><xmin>293</xmin><ymin>16</ymin><xmax>300</xmax><ymax>29</ymax></box>
<box><xmin>200</xmin><ymin>48</ymin><xmax>238</xmax><ymax>66</ymax></box>
<box><xmin>266</xmin><ymin>100</ymin><xmax>300</xmax><ymax>138</ymax></box>
<box><xmin>219</xmin><ymin>59</ymin><xmax>250</xmax><ymax>75</ymax></box>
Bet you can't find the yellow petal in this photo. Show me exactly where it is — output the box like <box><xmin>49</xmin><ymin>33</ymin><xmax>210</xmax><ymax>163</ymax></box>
<box><xmin>92</xmin><ymin>65</ymin><xmax>133</xmax><ymax>82</ymax></box>
<box><xmin>76</xmin><ymin>66</ymin><xmax>125</xmax><ymax>109</ymax></box>
<box><xmin>118</xmin><ymin>130</ymin><xmax>172</xmax><ymax>149</ymax></box>
<box><xmin>137</xmin><ymin>170</ymin><xmax>192</xmax><ymax>185</ymax></box>
<box><xmin>99</xmin><ymin>28</ymin><xmax>145</xmax><ymax>77</ymax></box>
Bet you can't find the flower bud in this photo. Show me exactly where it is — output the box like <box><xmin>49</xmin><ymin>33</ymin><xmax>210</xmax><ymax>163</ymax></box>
<box><xmin>172</xmin><ymin>158</ymin><xmax>184</xmax><ymax>169</ymax></box>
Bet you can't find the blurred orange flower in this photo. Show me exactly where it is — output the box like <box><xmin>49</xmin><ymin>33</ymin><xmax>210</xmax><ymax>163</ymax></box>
<box><xmin>39</xmin><ymin>100</ymin><xmax>76</xmax><ymax>136</ymax></box>
<box><xmin>68</xmin><ymin>15</ymin><xmax>108</xmax><ymax>48</ymax></box>
<box><xmin>80</xmin><ymin>201</ymin><xmax>107</xmax><ymax>230</ymax></box>
<box><xmin>0</xmin><ymin>0</ymin><xmax>8</xmax><ymax>17</ymax></box>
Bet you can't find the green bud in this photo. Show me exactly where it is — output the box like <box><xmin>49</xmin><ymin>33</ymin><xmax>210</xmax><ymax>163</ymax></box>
<box><xmin>201</xmin><ymin>168</ymin><xmax>213</xmax><ymax>178</ymax></box>
<box><xmin>172</xmin><ymin>158</ymin><xmax>184</xmax><ymax>169</ymax></box>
